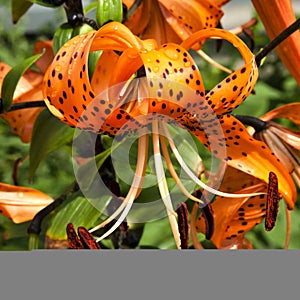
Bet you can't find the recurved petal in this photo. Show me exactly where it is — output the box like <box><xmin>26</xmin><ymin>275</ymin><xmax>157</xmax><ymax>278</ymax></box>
<box><xmin>260</xmin><ymin>102</ymin><xmax>300</xmax><ymax>126</ymax></box>
<box><xmin>194</xmin><ymin>166</ymin><xmax>267</xmax><ymax>248</ymax></box>
<box><xmin>0</xmin><ymin>182</ymin><xmax>54</xmax><ymax>223</ymax></box>
<box><xmin>187</xmin><ymin>114</ymin><xmax>296</xmax><ymax>208</ymax></box>
<box><xmin>1</xmin><ymin>63</ymin><xmax>44</xmax><ymax>143</ymax></box>
<box><xmin>91</xmin><ymin>22</ymin><xmax>144</xmax><ymax>51</ymax></box>
<box><xmin>43</xmin><ymin>22</ymin><xmax>145</xmax><ymax>130</ymax></box>
<box><xmin>159</xmin><ymin>0</ymin><xmax>223</xmax><ymax>41</ymax></box>
<box><xmin>252</xmin><ymin>0</ymin><xmax>300</xmax><ymax>86</ymax></box>
<box><xmin>1</xmin><ymin>86</ymin><xmax>44</xmax><ymax>143</ymax></box>
<box><xmin>219</xmin><ymin>115</ymin><xmax>296</xmax><ymax>209</ymax></box>
<box><xmin>181</xmin><ymin>28</ymin><xmax>258</xmax><ymax>114</ymax></box>
<box><xmin>33</xmin><ymin>40</ymin><xmax>54</xmax><ymax>74</ymax></box>
<box><xmin>124</xmin><ymin>0</ymin><xmax>151</xmax><ymax>36</ymax></box>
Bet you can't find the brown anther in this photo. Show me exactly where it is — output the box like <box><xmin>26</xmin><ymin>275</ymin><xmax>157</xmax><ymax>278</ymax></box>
<box><xmin>201</xmin><ymin>202</ymin><xmax>214</xmax><ymax>240</ymax></box>
<box><xmin>66</xmin><ymin>223</ymin><xmax>84</xmax><ymax>249</ymax></box>
<box><xmin>176</xmin><ymin>203</ymin><xmax>189</xmax><ymax>249</ymax></box>
<box><xmin>78</xmin><ymin>226</ymin><xmax>101</xmax><ymax>249</ymax></box>
<box><xmin>265</xmin><ymin>172</ymin><xmax>280</xmax><ymax>231</ymax></box>
<box><xmin>193</xmin><ymin>190</ymin><xmax>214</xmax><ymax>240</ymax></box>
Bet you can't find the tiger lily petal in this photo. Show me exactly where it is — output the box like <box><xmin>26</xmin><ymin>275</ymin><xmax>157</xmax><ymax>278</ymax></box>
<box><xmin>191</xmin><ymin>166</ymin><xmax>283</xmax><ymax>249</ymax></box>
<box><xmin>43</xmin><ymin>22</ymin><xmax>295</xmax><ymax>247</ymax></box>
<box><xmin>124</xmin><ymin>0</ymin><xmax>227</xmax><ymax>44</ymax></box>
<box><xmin>33</xmin><ymin>40</ymin><xmax>54</xmax><ymax>74</ymax></box>
<box><xmin>0</xmin><ymin>40</ymin><xmax>53</xmax><ymax>143</ymax></box>
<box><xmin>0</xmin><ymin>62</ymin><xmax>44</xmax><ymax>143</ymax></box>
<box><xmin>260</xmin><ymin>102</ymin><xmax>300</xmax><ymax>125</ymax></box>
<box><xmin>0</xmin><ymin>182</ymin><xmax>54</xmax><ymax>223</ymax></box>
<box><xmin>179</xmin><ymin>29</ymin><xmax>296</xmax><ymax>208</ymax></box>
<box><xmin>252</xmin><ymin>0</ymin><xmax>300</xmax><ymax>86</ymax></box>
<box><xmin>245</xmin><ymin>103</ymin><xmax>300</xmax><ymax>191</ymax></box>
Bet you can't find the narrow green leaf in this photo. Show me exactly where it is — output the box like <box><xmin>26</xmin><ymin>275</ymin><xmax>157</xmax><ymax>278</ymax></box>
<box><xmin>1</xmin><ymin>52</ymin><xmax>44</xmax><ymax>112</ymax></box>
<box><xmin>84</xmin><ymin>2</ymin><xmax>98</xmax><ymax>14</ymax></box>
<box><xmin>28</xmin><ymin>0</ymin><xmax>65</xmax><ymax>7</ymax></box>
<box><xmin>11</xmin><ymin>0</ymin><xmax>33</xmax><ymax>24</ymax></box>
<box><xmin>96</xmin><ymin>0</ymin><xmax>123</xmax><ymax>27</ymax></box>
<box><xmin>75</xmin><ymin>140</ymin><xmax>122</xmax><ymax>192</ymax></box>
<box><xmin>46</xmin><ymin>192</ymin><xmax>106</xmax><ymax>240</ymax></box>
<box><xmin>29</xmin><ymin>109</ymin><xmax>75</xmax><ymax>178</ymax></box>
<box><xmin>53</xmin><ymin>23</ymin><xmax>74</xmax><ymax>54</ymax></box>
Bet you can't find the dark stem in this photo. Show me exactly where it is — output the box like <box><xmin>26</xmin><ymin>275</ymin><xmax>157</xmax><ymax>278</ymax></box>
<box><xmin>12</xmin><ymin>158</ymin><xmax>23</xmax><ymax>186</ymax></box>
<box><xmin>255</xmin><ymin>18</ymin><xmax>300</xmax><ymax>67</ymax></box>
<box><xmin>3</xmin><ymin>100</ymin><xmax>46</xmax><ymax>113</ymax></box>
<box><xmin>234</xmin><ymin>115</ymin><xmax>267</xmax><ymax>133</ymax></box>
<box><xmin>82</xmin><ymin>17</ymin><xmax>99</xmax><ymax>30</ymax></box>
<box><xmin>63</xmin><ymin>0</ymin><xmax>84</xmax><ymax>26</ymax></box>
<box><xmin>126</xmin><ymin>0</ymin><xmax>143</xmax><ymax>19</ymax></box>
<box><xmin>27</xmin><ymin>182</ymin><xmax>78</xmax><ymax>235</ymax></box>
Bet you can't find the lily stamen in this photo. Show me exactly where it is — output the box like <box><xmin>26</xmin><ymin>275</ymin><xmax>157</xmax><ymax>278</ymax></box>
<box><xmin>159</xmin><ymin>131</ymin><xmax>206</xmax><ymax>206</ymax></box>
<box><xmin>89</xmin><ymin>131</ymin><xmax>148</xmax><ymax>241</ymax></box>
<box><xmin>152</xmin><ymin>120</ymin><xmax>181</xmax><ymax>249</ymax></box>
<box><xmin>197</xmin><ymin>49</ymin><xmax>232</xmax><ymax>74</ymax></box>
<box><xmin>161</xmin><ymin>121</ymin><xmax>267</xmax><ymax>199</ymax></box>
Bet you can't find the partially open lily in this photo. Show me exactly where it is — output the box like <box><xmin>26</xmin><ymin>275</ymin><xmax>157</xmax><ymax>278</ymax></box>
<box><xmin>0</xmin><ymin>41</ymin><xmax>54</xmax><ymax>143</ymax></box>
<box><xmin>191</xmin><ymin>166</ymin><xmax>286</xmax><ymax>249</ymax></box>
<box><xmin>0</xmin><ymin>182</ymin><xmax>54</xmax><ymax>223</ymax></box>
<box><xmin>251</xmin><ymin>0</ymin><xmax>300</xmax><ymax>85</ymax></box>
<box><xmin>123</xmin><ymin>0</ymin><xmax>230</xmax><ymax>45</ymax></box>
<box><xmin>243</xmin><ymin>102</ymin><xmax>300</xmax><ymax>189</ymax></box>
<box><xmin>42</xmin><ymin>22</ymin><xmax>296</xmax><ymax>248</ymax></box>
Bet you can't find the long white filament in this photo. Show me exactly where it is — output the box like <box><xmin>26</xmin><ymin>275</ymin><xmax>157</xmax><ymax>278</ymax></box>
<box><xmin>90</xmin><ymin>131</ymin><xmax>148</xmax><ymax>241</ymax></box>
<box><xmin>161</xmin><ymin>122</ymin><xmax>266</xmax><ymax>198</ymax></box>
<box><xmin>197</xmin><ymin>49</ymin><xmax>232</xmax><ymax>74</ymax></box>
<box><xmin>152</xmin><ymin>120</ymin><xmax>182</xmax><ymax>249</ymax></box>
<box><xmin>284</xmin><ymin>206</ymin><xmax>291</xmax><ymax>249</ymax></box>
<box><xmin>159</xmin><ymin>133</ymin><xmax>206</xmax><ymax>206</ymax></box>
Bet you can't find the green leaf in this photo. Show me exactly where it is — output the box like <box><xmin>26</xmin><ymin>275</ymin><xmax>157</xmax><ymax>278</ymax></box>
<box><xmin>53</xmin><ymin>23</ymin><xmax>74</xmax><ymax>54</ymax></box>
<box><xmin>46</xmin><ymin>192</ymin><xmax>105</xmax><ymax>241</ymax></box>
<box><xmin>96</xmin><ymin>0</ymin><xmax>123</xmax><ymax>27</ymax></box>
<box><xmin>29</xmin><ymin>109</ymin><xmax>75</xmax><ymax>178</ymax></box>
<box><xmin>75</xmin><ymin>139</ymin><xmax>122</xmax><ymax>192</ymax></box>
<box><xmin>53</xmin><ymin>23</ymin><xmax>95</xmax><ymax>55</ymax></box>
<box><xmin>246</xmin><ymin>201</ymin><xmax>300</xmax><ymax>249</ymax></box>
<box><xmin>234</xmin><ymin>82</ymin><xmax>280</xmax><ymax>117</ymax></box>
<box><xmin>138</xmin><ymin>217</ymin><xmax>177</xmax><ymax>249</ymax></box>
<box><xmin>28</xmin><ymin>0</ymin><xmax>64</xmax><ymax>7</ymax></box>
<box><xmin>84</xmin><ymin>2</ymin><xmax>98</xmax><ymax>14</ymax></box>
<box><xmin>0</xmin><ymin>52</ymin><xmax>44</xmax><ymax>112</ymax></box>
<box><xmin>11</xmin><ymin>0</ymin><xmax>33</xmax><ymax>24</ymax></box>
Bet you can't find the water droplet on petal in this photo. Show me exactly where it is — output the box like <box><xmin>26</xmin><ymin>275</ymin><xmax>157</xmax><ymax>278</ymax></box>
<box><xmin>153</xmin><ymin>66</ymin><xmax>159</xmax><ymax>73</ymax></box>
<box><xmin>127</xmin><ymin>52</ymin><xmax>139</xmax><ymax>59</ymax></box>
<box><xmin>164</xmin><ymin>49</ymin><xmax>179</xmax><ymax>60</ymax></box>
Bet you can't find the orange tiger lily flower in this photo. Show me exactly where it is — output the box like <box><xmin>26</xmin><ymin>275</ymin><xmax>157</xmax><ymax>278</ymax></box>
<box><xmin>42</xmin><ymin>22</ymin><xmax>296</xmax><ymax>248</ymax></box>
<box><xmin>0</xmin><ymin>182</ymin><xmax>54</xmax><ymax>223</ymax></box>
<box><xmin>123</xmin><ymin>0</ymin><xmax>229</xmax><ymax>45</ymax></box>
<box><xmin>0</xmin><ymin>41</ymin><xmax>54</xmax><ymax>143</ymax></box>
<box><xmin>252</xmin><ymin>0</ymin><xmax>300</xmax><ymax>86</ymax></box>
<box><xmin>247</xmin><ymin>102</ymin><xmax>300</xmax><ymax>189</ymax></box>
<box><xmin>191</xmin><ymin>166</ymin><xmax>268</xmax><ymax>249</ymax></box>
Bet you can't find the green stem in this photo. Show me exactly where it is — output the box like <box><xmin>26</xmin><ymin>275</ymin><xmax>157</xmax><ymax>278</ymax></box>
<box><xmin>2</xmin><ymin>100</ymin><xmax>46</xmax><ymax>113</ymax></box>
<box><xmin>255</xmin><ymin>18</ymin><xmax>300</xmax><ymax>66</ymax></box>
<box><xmin>27</xmin><ymin>182</ymin><xmax>78</xmax><ymax>249</ymax></box>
